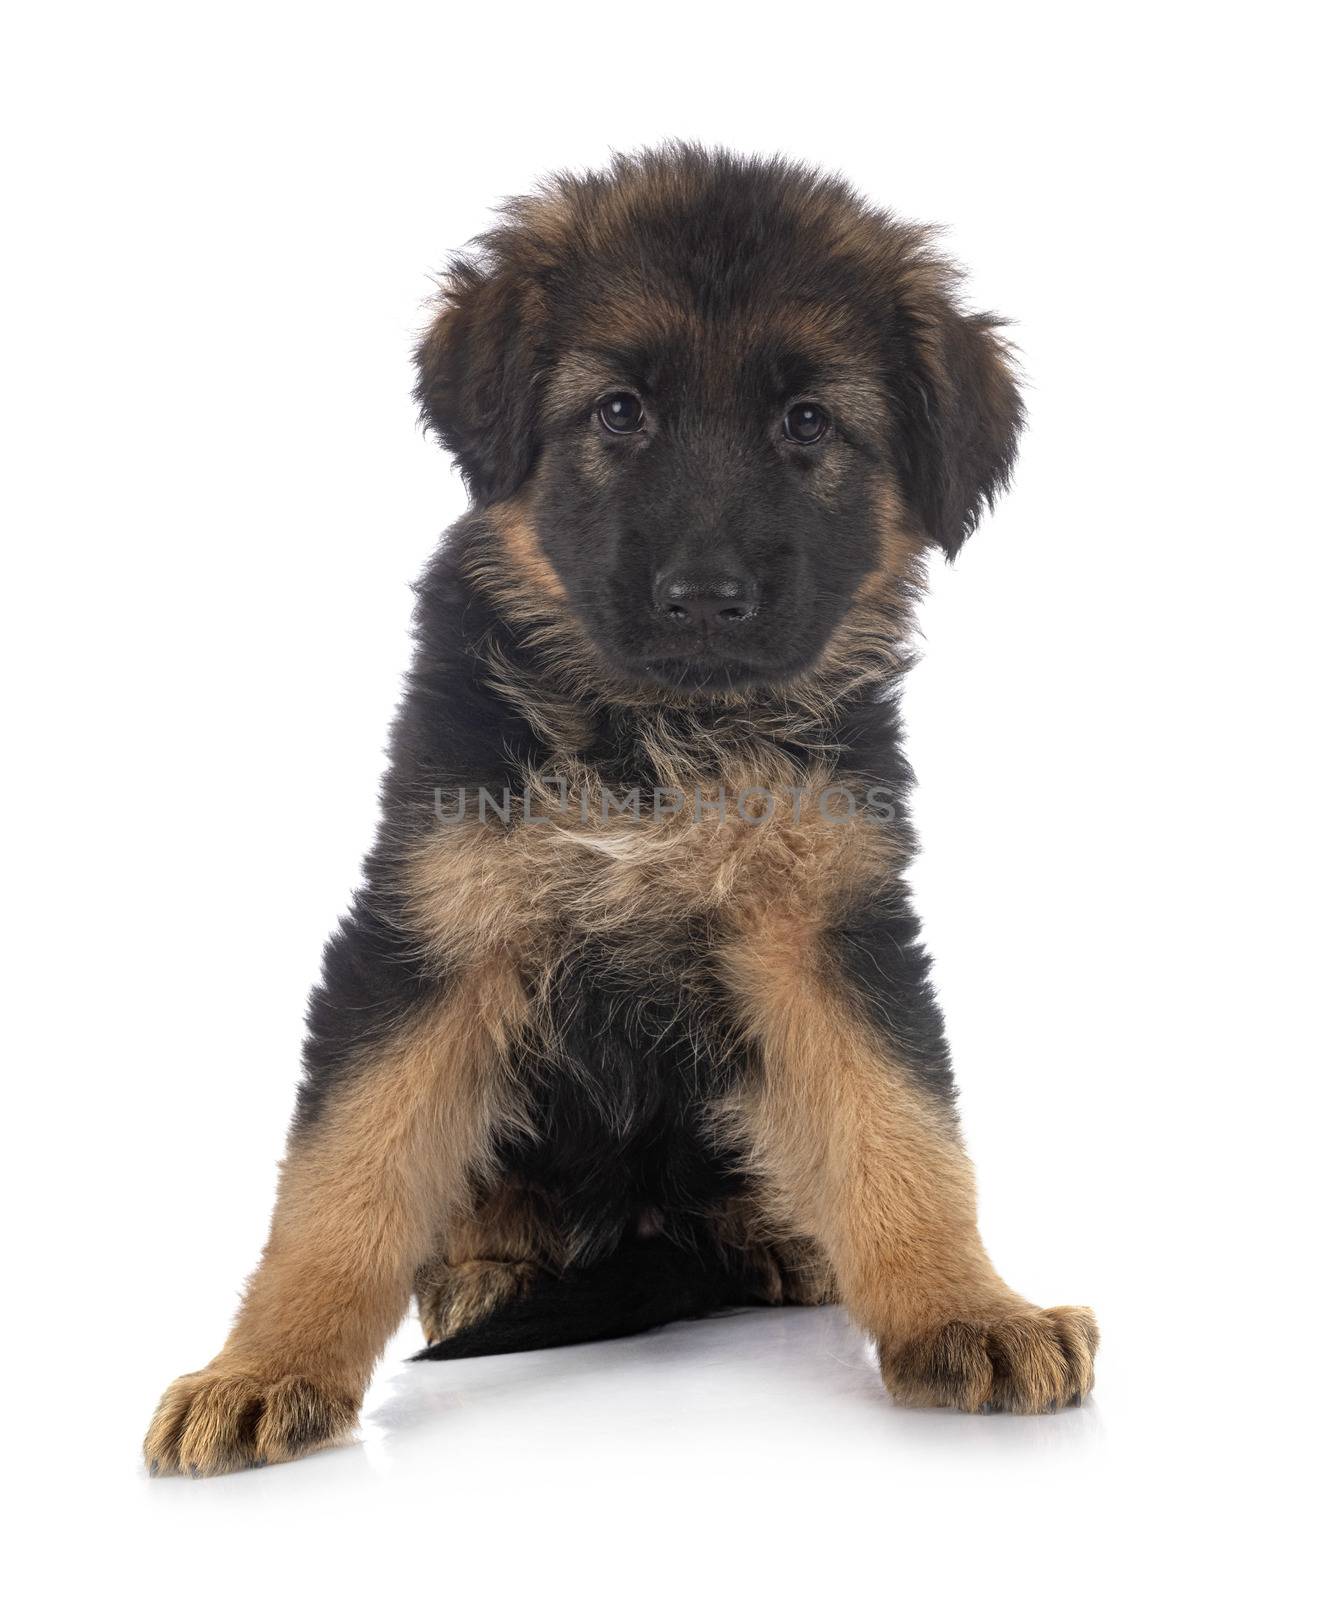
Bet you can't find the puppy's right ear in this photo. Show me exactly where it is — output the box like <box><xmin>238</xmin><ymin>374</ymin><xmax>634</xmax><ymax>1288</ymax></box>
<box><xmin>413</xmin><ymin>253</ymin><xmax>544</xmax><ymax>505</ymax></box>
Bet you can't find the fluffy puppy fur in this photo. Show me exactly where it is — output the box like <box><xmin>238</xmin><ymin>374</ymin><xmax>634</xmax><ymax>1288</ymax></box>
<box><xmin>145</xmin><ymin>145</ymin><xmax>1096</xmax><ymax>1476</ymax></box>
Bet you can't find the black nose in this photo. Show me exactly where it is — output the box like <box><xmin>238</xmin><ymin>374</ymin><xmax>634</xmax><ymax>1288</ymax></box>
<box><xmin>654</xmin><ymin>569</ymin><xmax>761</xmax><ymax>627</ymax></box>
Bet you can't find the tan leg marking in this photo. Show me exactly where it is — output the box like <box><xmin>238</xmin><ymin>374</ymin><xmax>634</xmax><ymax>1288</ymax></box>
<box><xmin>704</xmin><ymin>1193</ymin><xmax>837</xmax><ymax>1307</ymax></box>
<box><xmin>720</xmin><ymin>912</ymin><xmax>1096</xmax><ymax>1413</ymax></box>
<box><xmin>415</xmin><ymin>1179</ymin><xmax>552</xmax><ymax>1344</ymax></box>
<box><xmin>144</xmin><ymin>959</ymin><xmax>530</xmax><ymax>1474</ymax></box>
<box><xmin>416</xmin><ymin>1259</ymin><xmax>541</xmax><ymax>1345</ymax></box>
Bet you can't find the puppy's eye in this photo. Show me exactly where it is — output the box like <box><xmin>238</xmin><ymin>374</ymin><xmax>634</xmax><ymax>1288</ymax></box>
<box><xmin>784</xmin><ymin>401</ymin><xmax>830</xmax><ymax>445</ymax></box>
<box><xmin>598</xmin><ymin>392</ymin><xmax>645</xmax><ymax>434</ymax></box>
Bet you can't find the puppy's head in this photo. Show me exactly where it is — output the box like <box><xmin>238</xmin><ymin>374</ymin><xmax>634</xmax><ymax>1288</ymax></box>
<box><xmin>416</xmin><ymin>146</ymin><xmax>1022</xmax><ymax>696</ymax></box>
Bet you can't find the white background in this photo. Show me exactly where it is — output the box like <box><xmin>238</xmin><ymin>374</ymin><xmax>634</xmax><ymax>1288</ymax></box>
<box><xmin>3</xmin><ymin>3</ymin><xmax>1316</xmax><ymax>1595</ymax></box>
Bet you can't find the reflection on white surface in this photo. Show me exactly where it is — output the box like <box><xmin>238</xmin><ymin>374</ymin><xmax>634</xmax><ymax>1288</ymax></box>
<box><xmin>48</xmin><ymin>1297</ymin><xmax>1305</xmax><ymax>1597</ymax></box>
<box><xmin>361</xmin><ymin>1305</ymin><xmax>1102</xmax><ymax>1470</ymax></box>
<box><xmin>136</xmin><ymin>1305</ymin><xmax>1103</xmax><ymax>1518</ymax></box>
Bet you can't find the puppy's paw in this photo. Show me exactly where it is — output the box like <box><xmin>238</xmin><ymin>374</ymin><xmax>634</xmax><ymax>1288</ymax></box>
<box><xmin>418</xmin><ymin>1258</ymin><xmax>538</xmax><ymax>1345</ymax></box>
<box><xmin>144</xmin><ymin>1364</ymin><xmax>358</xmax><ymax>1476</ymax></box>
<box><xmin>881</xmin><ymin>1305</ymin><xmax>1098</xmax><ymax>1414</ymax></box>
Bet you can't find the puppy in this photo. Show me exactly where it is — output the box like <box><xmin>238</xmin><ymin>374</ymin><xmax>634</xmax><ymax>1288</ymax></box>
<box><xmin>146</xmin><ymin>146</ymin><xmax>1096</xmax><ymax>1475</ymax></box>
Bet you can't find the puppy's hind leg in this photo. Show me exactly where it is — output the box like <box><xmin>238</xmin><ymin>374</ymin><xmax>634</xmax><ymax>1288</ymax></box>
<box><xmin>414</xmin><ymin>1182</ymin><xmax>550</xmax><ymax>1345</ymax></box>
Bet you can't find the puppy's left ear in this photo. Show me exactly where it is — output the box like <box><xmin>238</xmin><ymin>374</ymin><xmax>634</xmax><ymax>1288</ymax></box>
<box><xmin>892</xmin><ymin>289</ymin><xmax>1025</xmax><ymax>559</ymax></box>
<box><xmin>413</xmin><ymin>253</ymin><xmax>544</xmax><ymax>505</ymax></box>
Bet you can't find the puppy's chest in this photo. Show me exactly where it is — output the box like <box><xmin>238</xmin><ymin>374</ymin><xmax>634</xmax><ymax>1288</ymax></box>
<box><xmin>406</xmin><ymin>760</ymin><xmax>900</xmax><ymax>970</ymax></box>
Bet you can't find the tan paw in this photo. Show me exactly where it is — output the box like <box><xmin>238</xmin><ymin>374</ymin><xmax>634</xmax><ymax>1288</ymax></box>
<box><xmin>417</xmin><ymin>1258</ymin><xmax>537</xmax><ymax>1345</ymax></box>
<box><xmin>881</xmin><ymin>1305</ymin><xmax>1098</xmax><ymax>1414</ymax></box>
<box><xmin>144</xmin><ymin>1363</ymin><xmax>358</xmax><ymax>1476</ymax></box>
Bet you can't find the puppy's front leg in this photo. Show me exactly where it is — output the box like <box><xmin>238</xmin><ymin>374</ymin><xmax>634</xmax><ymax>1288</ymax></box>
<box><xmin>145</xmin><ymin>956</ymin><xmax>527</xmax><ymax>1474</ymax></box>
<box><xmin>721</xmin><ymin>906</ymin><xmax>1097</xmax><ymax>1413</ymax></box>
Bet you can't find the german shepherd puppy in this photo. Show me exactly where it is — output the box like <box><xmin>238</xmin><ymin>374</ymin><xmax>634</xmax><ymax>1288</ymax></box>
<box><xmin>145</xmin><ymin>146</ymin><xmax>1097</xmax><ymax>1476</ymax></box>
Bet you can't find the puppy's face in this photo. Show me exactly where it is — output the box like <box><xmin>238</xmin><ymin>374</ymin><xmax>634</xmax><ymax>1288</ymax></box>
<box><xmin>416</xmin><ymin>150</ymin><xmax>1024</xmax><ymax>696</ymax></box>
<box><xmin>531</xmin><ymin>314</ymin><xmax>891</xmax><ymax>691</ymax></box>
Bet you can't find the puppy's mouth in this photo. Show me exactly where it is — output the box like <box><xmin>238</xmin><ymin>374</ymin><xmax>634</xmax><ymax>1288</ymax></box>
<box><xmin>630</xmin><ymin>638</ymin><xmax>818</xmax><ymax>694</ymax></box>
<box><xmin>637</xmin><ymin>654</ymin><xmax>769</xmax><ymax>692</ymax></box>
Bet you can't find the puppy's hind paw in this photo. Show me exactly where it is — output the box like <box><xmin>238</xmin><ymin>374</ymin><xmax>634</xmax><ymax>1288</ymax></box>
<box><xmin>881</xmin><ymin>1305</ymin><xmax>1098</xmax><ymax>1415</ymax></box>
<box><xmin>144</xmin><ymin>1364</ymin><xmax>358</xmax><ymax>1476</ymax></box>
